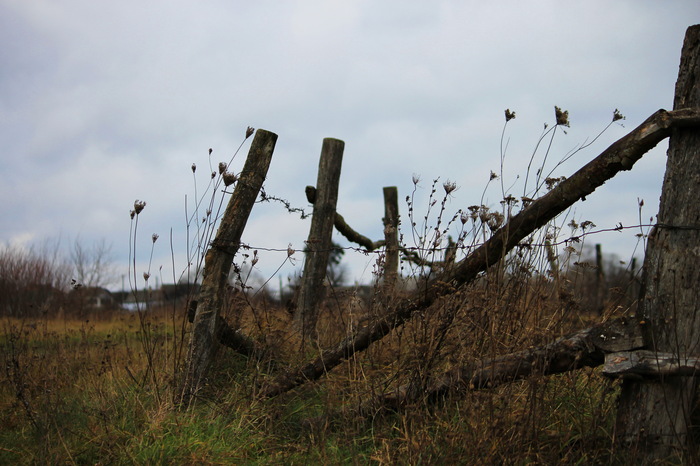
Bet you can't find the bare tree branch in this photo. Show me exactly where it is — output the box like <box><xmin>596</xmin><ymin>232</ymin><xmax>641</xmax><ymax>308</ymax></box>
<box><xmin>305</xmin><ymin>185</ymin><xmax>384</xmax><ymax>251</ymax></box>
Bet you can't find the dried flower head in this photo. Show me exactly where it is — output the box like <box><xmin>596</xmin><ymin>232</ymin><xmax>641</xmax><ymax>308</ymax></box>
<box><xmin>130</xmin><ymin>210</ymin><xmax>135</xmax><ymax>219</ymax></box>
<box><xmin>209</xmin><ymin>148</ymin><xmax>213</xmax><ymax>155</ymax></box>
<box><xmin>442</xmin><ymin>180</ymin><xmax>458</xmax><ymax>195</ymax></box>
<box><xmin>218</xmin><ymin>162</ymin><xmax>227</xmax><ymax>174</ymax></box>
<box><xmin>555</xmin><ymin>106</ymin><xmax>570</xmax><ymax>127</ymax></box>
<box><xmin>152</xmin><ymin>233</ymin><xmax>159</xmax><ymax>243</ymax></box>
<box><xmin>251</xmin><ymin>250</ymin><xmax>259</xmax><ymax>266</ymax></box>
<box><xmin>143</xmin><ymin>272</ymin><xmax>150</xmax><ymax>282</ymax></box>
<box><xmin>246</xmin><ymin>126</ymin><xmax>255</xmax><ymax>139</ymax></box>
<box><xmin>211</xmin><ymin>172</ymin><xmax>216</xmax><ymax>179</ymax></box>
<box><xmin>545</xmin><ymin>176</ymin><xmax>566</xmax><ymax>190</ymax></box>
<box><xmin>501</xmin><ymin>194</ymin><xmax>517</xmax><ymax>206</ymax></box>
<box><xmin>191</xmin><ymin>163</ymin><xmax>197</xmax><ymax>173</ymax></box>
<box><xmin>505</xmin><ymin>109</ymin><xmax>516</xmax><ymax>122</ymax></box>
<box><xmin>460</xmin><ymin>211</ymin><xmax>469</xmax><ymax>225</ymax></box>
<box><xmin>490</xmin><ymin>171</ymin><xmax>498</xmax><ymax>181</ymax></box>
<box><xmin>70</xmin><ymin>278</ymin><xmax>82</xmax><ymax>290</ymax></box>
<box><xmin>133</xmin><ymin>200</ymin><xmax>146</xmax><ymax>215</ymax></box>
<box><xmin>613</xmin><ymin>109</ymin><xmax>625</xmax><ymax>122</ymax></box>
<box><xmin>287</xmin><ymin>244</ymin><xmax>296</xmax><ymax>257</ymax></box>
<box><xmin>478</xmin><ymin>206</ymin><xmax>490</xmax><ymax>224</ymax></box>
<box><xmin>412</xmin><ymin>173</ymin><xmax>421</xmax><ymax>186</ymax></box>
<box><xmin>487</xmin><ymin>212</ymin><xmax>504</xmax><ymax>232</ymax></box>
<box><xmin>223</xmin><ymin>171</ymin><xmax>238</xmax><ymax>186</ymax></box>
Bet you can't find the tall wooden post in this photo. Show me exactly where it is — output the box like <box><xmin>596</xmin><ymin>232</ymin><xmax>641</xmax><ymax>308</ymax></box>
<box><xmin>182</xmin><ymin>129</ymin><xmax>277</xmax><ymax>403</ymax></box>
<box><xmin>616</xmin><ymin>25</ymin><xmax>700</xmax><ymax>460</ymax></box>
<box><xmin>295</xmin><ymin>138</ymin><xmax>345</xmax><ymax>340</ymax></box>
<box><xmin>595</xmin><ymin>243</ymin><xmax>606</xmax><ymax>315</ymax></box>
<box><xmin>382</xmin><ymin>186</ymin><xmax>399</xmax><ymax>293</ymax></box>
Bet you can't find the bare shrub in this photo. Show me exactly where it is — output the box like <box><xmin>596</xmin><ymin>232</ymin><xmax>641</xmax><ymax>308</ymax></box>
<box><xmin>0</xmin><ymin>241</ymin><xmax>70</xmax><ymax>318</ymax></box>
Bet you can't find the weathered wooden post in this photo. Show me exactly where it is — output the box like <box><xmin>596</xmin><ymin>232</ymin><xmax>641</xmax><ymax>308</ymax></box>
<box><xmin>595</xmin><ymin>243</ymin><xmax>606</xmax><ymax>315</ymax></box>
<box><xmin>182</xmin><ymin>129</ymin><xmax>277</xmax><ymax>404</ymax></box>
<box><xmin>615</xmin><ymin>24</ymin><xmax>700</xmax><ymax>460</ymax></box>
<box><xmin>295</xmin><ymin>138</ymin><xmax>345</xmax><ymax>340</ymax></box>
<box><xmin>382</xmin><ymin>186</ymin><xmax>399</xmax><ymax>293</ymax></box>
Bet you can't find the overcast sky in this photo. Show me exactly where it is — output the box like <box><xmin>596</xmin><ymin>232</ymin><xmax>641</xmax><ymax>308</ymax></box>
<box><xmin>1</xmin><ymin>1</ymin><xmax>697</xmax><ymax>292</ymax></box>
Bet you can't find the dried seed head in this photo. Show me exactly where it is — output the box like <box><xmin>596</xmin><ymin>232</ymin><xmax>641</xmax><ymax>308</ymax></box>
<box><xmin>442</xmin><ymin>180</ymin><xmax>458</xmax><ymax>195</ymax></box>
<box><xmin>490</xmin><ymin>171</ymin><xmax>498</xmax><ymax>181</ymax></box>
<box><xmin>505</xmin><ymin>109</ymin><xmax>516</xmax><ymax>122</ymax></box>
<box><xmin>143</xmin><ymin>272</ymin><xmax>150</xmax><ymax>282</ymax></box>
<box><xmin>501</xmin><ymin>194</ymin><xmax>517</xmax><ymax>205</ymax></box>
<box><xmin>208</xmin><ymin>148</ymin><xmax>213</xmax><ymax>155</ymax></box>
<box><xmin>613</xmin><ymin>109</ymin><xmax>625</xmax><ymax>122</ymax></box>
<box><xmin>223</xmin><ymin>171</ymin><xmax>238</xmax><ymax>186</ymax></box>
<box><xmin>211</xmin><ymin>172</ymin><xmax>216</xmax><ymax>179</ymax></box>
<box><xmin>555</xmin><ymin>106</ymin><xmax>570</xmax><ymax>127</ymax></box>
<box><xmin>191</xmin><ymin>163</ymin><xmax>197</xmax><ymax>173</ymax></box>
<box><xmin>130</xmin><ymin>210</ymin><xmax>135</xmax><ymax>219</ymax></box>
<box><xmin>287</xmin><ymin>244</ymin><xmax>296</xmax><ymax>257</ymax></box>
<box><xmin>246</xmin><ymin>126</ymin><xmax>255</xmax><ymax>139</ymax></box>
<box><xmin>487</xmin><ymin>212</ymin><xmax>504</xmax><ymax>232</ymax></box>
<box><xmin>251</xmin><ymin>250</ymin><xmax>259</xmax><ymax>266</ymax></box>
<box><xmin>218</xmin><ymin>162</ymin><xmax>227</xmax><ymax>174</ymax></box>
<box><xmin>71</xmin><ymin>278</ymin><xmax>82</xmax><ymax>289</ymax></box>
<box><xmin>133</xmin><ymin>200</ymin><xmax>146</xmax><ymax>215</ymax></box>
<box><xmin>412</xmin><ymin>173</ymin><xmax>421</xmax><ymax>186</ymax></box>
<box><xmin>460</xmin><ymin>211</ymin><xmax>468</xmax><ymax>225</ymax></box>
<box><xmin>152</xmin><ymin>233</ymin><xmax>159</xmax><ymax>243</ymax></box>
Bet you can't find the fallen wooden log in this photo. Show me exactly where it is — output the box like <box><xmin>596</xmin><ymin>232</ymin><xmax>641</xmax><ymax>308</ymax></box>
<box><xmin>603</xmin><ymin>350</ymin><xmax>700</xmax><ymax>379</ymax></box>
<box><xmin>362</xmin><ymin>317</ymin><xmax>644</xmax><ymax>415</ymax></box>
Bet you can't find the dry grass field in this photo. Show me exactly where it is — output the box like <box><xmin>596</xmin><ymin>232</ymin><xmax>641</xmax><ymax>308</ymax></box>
<box><xmin>0</xmin><ymin>268</ymin><xmax>633</xmax><ymax>465</ymax></box>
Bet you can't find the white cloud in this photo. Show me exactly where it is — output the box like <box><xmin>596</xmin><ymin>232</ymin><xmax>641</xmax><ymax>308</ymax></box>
<box><xmin>0</xmin><ymin>1</ymin><xmax>696</xmax><ymax>289</ymax></box>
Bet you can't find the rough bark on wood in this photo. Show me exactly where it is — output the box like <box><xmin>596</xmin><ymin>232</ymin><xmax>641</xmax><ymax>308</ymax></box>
<box><xmin>187</xmin><ymin>300</ymin><xmax>259</xmax><ymax>356</ymax></box>
<box><xmin>604</xmin><ymin>351</ymin><xmax>700</xmax><ymax>378</ymax></box>
<box><xmin>259</xmin><ymin>108</ymin><xmax>700</xmax><ymax>399</ymax></box>
<box><xmin>615</xmin><ymin>24</ymin><xmax>700</xmax><ymax>459</ymax></box>
<box><xmin>182</xmin><ymin>129</ymin><xmax>277</xmax><ymax>403</ymax></box>
<box><xmin>295</xmin><ymin>138</ymin><xmax>345</xmax><ymax>339</ymax></box>
<box><xmin>382</xmin><ymin>186</ymin><xmax>399</xmax><ymax>293</ymax></box>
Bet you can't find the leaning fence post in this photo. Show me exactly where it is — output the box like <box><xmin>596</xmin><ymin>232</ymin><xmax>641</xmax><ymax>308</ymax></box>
<box><xmin>382</xmin><ymin>186</ymin><xmax>399</xmax><ymax>293</ymax></box>
<box><xmin>182</xmin><ymin>129</ymin><xmax>277</xmax><ymax>404</ymax></box>
<box><xmin>295</xmin><ymin>138</ymin><xmax>345</xmax><ymax>340</ymax></box>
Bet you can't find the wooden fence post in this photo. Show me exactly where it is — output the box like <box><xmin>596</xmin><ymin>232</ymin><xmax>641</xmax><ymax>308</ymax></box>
<box><xmin>595</xmin><ymin>243</ymin><xmax>606</xmax><ymax>315</ymax></box>
<box><xmin>615</xmin><ymin>24</ymin><xmax>700</xmax><ymax>460</ymax></box>
<box><xmin>382</xmin><ymin>186</ymin><xmax>399</xmax><ymax>293</ymax></box>
<box><xmin>182</xmin><ymin>129</ymin><xmax>277</xmax><ymax>404</ymax></box>
<box><xmin>295</xmin><ymin>138</ymin><xmax>345</xmax><ymax>340</ymax></box>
